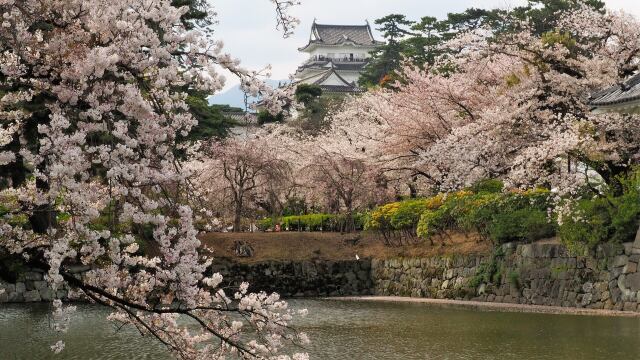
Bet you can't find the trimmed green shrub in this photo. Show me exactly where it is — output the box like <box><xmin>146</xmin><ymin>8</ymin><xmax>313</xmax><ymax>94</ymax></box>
<box><xmin>488</xmin><ymin>208</ymin><xmax>555</xmax><ymax>244</ymax></box>
<box><xmin>559</xmin><ymin>170</ymin><xmax>640</xmax><ymax>249</ymax></box>
<box><xmin>470</xmin><ymin>179</ymin><xmax>504</xmax><ymax>194</ymax></box>
<box><xmin>274</xmin><ymin>213</ymin><xmax>366</xmax><ymax>232</ymax></box>
<box><xmin>415</xmin><ymin>189</ymin><xmax>554</xmax><ymax>245</ymax></box>
<box><xmin>257</xmin><ymin>218</ymin><xmax>275</xmax><ymax>231</ymax></box>
<box><xmin>559</xmin><ymin>193</ymin><xmax>640</xmax><ymax>249</ymax></box>
<box><xmin>367</xmin><ymin>196</ymin><xmax>444</xmax><ymax>232</ymax></box>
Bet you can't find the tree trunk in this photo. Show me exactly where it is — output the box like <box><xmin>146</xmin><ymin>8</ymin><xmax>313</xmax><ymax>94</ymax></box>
<box><xmin>233</xmin><ymin>203</ymin><xmax>242</xmax><ymax>232</ymax></box>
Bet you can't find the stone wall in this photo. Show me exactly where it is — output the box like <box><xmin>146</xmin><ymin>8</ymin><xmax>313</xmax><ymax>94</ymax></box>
<box><xmin>4</xmin><ymin>235</ymin><xmax>640</xmax><ymax>313</ymax></box>
<box><xmin>0</xmin><ymin>269</ymin><xmax>68</xmax><ymax>303</ymax></box>
<box><xmin>372</xmin><ymin>238</ymin><xmax>640</xmax><ymax>312</ymax></box>
<box><xmin>210</xmin><ymin>259</ymin><xmax>373</xmax><ymax>297</ymax></box>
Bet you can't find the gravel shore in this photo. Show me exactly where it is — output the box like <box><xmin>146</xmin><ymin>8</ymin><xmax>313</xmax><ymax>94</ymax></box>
<box><xmin>331</xmin><ymin>296</ymin><xmax>640</xmax><ymax>318</ymax></box>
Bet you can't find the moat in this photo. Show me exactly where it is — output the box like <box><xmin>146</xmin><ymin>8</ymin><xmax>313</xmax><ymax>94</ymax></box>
<box><xmin>2</xmin><ymin>299</ymin><xmax>640</xmax><ymax>359</ymax></box>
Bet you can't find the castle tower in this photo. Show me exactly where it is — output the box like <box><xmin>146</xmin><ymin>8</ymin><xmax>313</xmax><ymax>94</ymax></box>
<box><xmin>294</xmin><ymin>20</ymin><xmax>384</xmax><ymax>93</ymax></box>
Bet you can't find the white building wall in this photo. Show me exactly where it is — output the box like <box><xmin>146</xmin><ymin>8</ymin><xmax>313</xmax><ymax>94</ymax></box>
<box><xmin>337</xmin><ymin>72</ymin><xmax>360</xmax><ymax>84</ymax></box>
<box><xmin>308</xmin><ymin>45</ymin><xmax>376</xmax><ymax>61</ymax></box>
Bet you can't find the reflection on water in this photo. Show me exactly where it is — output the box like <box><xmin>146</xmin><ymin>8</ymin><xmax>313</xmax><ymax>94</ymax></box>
<box><xmin>1</xmin><ymin>299</ymin><xmax>640</xmax><ymax>359</ymax></box>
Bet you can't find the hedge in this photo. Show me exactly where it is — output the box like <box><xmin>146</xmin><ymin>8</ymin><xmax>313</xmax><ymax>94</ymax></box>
<box><xmin>258</xmin><ymin>213</ymin><xmax>366</xmax><ymax>232</ymax></box>
<box><xmin>416</xmin><ymin>189</ymin><xmax>555</xmax><ymax>245</ymax></box>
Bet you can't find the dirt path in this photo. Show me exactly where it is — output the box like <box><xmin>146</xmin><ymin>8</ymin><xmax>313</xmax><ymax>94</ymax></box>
<box><xmin>332</xmin><ymin>296</ymin><xmax>640</xmax><ymax>318</ymax></box>
<box><xmin>200</xmin><ymin>231</ymin><xmax>490</xmax><ymax>263</ymax></box>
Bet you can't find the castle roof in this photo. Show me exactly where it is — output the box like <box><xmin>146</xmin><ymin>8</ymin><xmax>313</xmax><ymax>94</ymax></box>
<box><xmin>589</xmin><ymin>73</ymin><xmax>640</xmax><ymax>108</ymax></box>
<box><xmin>296</xmin><ymin>67</ymin><xmax>364</xmax><ymax>94</ymax></box>
<box><xmin>296</xmin><ymin>59</ymin><xmax>368</xmax><ymax>74</ymax></box>
<box><xmin>299</xmin><ymin>21</ymin><xmax>383</xmax><ymax>51</ymax></box>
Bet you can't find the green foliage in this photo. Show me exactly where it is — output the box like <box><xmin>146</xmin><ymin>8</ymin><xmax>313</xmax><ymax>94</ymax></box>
<box><xmin>294</xmin><ymin>84</ymin><xmax>323</xmax><ymax>106</ymax></box>
<box><xmin>508</xmin><ymin>270</ymin><xmax>521</xmax><ymax>290</ymax></box>
<box><xmin>0</xmin><ymin>251</ymin><xmax>29</xmax><ymax>283</ymax></box>
<box><xmin>559</xmin><ymin>171</ymin><xmax>640</xmax><ymax>249</ymax></box>
<box><xmin>367</xmin><ymin>196</ymin><xmax>444</xmax><ymax>233</ymax></box>
<box><xmin>468</xmin><ymin>247</ymin><xmax>504</xmax><ymax>288</ymax></box>
<box><xmin>359</xmin><ymin>1</ymin><xmax>606</xmax><ymax>88</ymax></box>
<box><xmin>184</xmin><ymin>91</ymin><xmax>238</xmax><ymax>141</ymax></box>
<box><xmin>171</xmin><ymin>0</ymin><xmax>210</xmax><ymax>28</ymax></box>
<box><xmin>257</xmin><ymin>110</ymin><xmax>285</xmax><ymax>125</ymax></box>
<box><xmin>416</xmin><ymin>208</ymin><xmax>449</xmax><ymax>239</ymax></box>
<box><xmin>470</xmin><ymin>179</ymin><xmax>504</xmax><ymax>194</ymax></box>
<box><xmin>281</xmin><ymin>197</ymin><xmax>308</xmax><ymax>217</ymax></box>
<box><xmin>488</xmin><ymin>209</ymin><xmax>556</xmax><ymax>244</ymax></box>
<box><xmin>293</xmin><ymin>93</ymin><xmax>346</xmax><ymax>135</ymax></box>
<box><xmin>413</xmin><ymin>188</ymin><xmax>554</xmax><ymax>245</ymax></box>
<box><xmin>257</xmin><ymin>218</ymin><xmax>275</xmax><ymax>231</ymax></box>
<box><xmin>359</xmin><ymin>14</ymin><xmax>416</xmax><ymax>88</ymax></box>
<box><xmin>262</xmin><ymin>213</ymin><xmax>366</xmax><ymax>232</ymax></box>
<box><xmin>510</xmin><ymin>0</ymin><xmax>605</xmax><ymax>35</ymax></box>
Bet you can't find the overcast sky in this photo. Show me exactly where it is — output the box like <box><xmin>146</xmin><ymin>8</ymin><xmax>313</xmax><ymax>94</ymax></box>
<box><xmin>212</xmin><ymin>0</ymin><xmax>640</xmax><ymax>89</ymax></box>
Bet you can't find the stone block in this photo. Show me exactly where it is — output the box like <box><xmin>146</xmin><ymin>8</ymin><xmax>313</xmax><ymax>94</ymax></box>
<box><xmin>611</xmin><ymin>266</ymin><xmax>624</xmax><ymax>280</ymax></box>
<box><xmin>611</xmin><ymin>255</ymin><xmax>629</xmax><ymax>268</ymax></box>
<box><xmin>24</xmin><ymin>272</ymin><xmax>43</xmax><ymax>281</ymax></box>
<box><xmin>625</xmin><ymin>272</ymin><xmax>640</xmax><ymax>292</ymax></box>
<box><xmin>623</xmin><ymin>262</ymin><xmax>638</xmax><ymax>274</ymax></box>
<box><xmin>445</xmin><ymin>269</ymin><xmax>454</xmax><ymax>280</ymax></box>
<box><xmin>3</xmin><ymin>283</ymin><xmax>15</xmax><ymax>294</ymax></box>
<box><xmin>15</xmin><ymin>282</ymin><xmax>25</xmax><ymax>294</ymax></box>
<box><xmin>624</xmin><ymin>243</ymin><xmax>634</xmax><ymax>256</ymax></box>
<box><xmin>8</xmin><ymin>292</ymin><xmax>23</xmax><ymax>302</ymax></box>
<box><xmin>601</xmin><ymin>243</ymin><xmax>621</xmax><ymax>258</ymax></box>
<box><xmin>521</xmin><ymin>245</ymin><xmax>533</xmax><ymax>258</ymax></box>
<box><xmin>441</xmin><ymin>280</ymin><xmax>449</xmax><ymax>289</ymax></box>
<box><xmin>624</xmin><ymin>302</ymin><xmax>637</xmax><ymax>312</ymax></box>
<box><xmin>604</xmin><ymin>300</ymin><xmax>614</xmax><ymax>310</ymax></box>
<box><xmin>595</xmin><ymin>282</ymin><xmax>608</xmax><ymax>294</ymax></box>
<box><xmin>477</xmin><ymin>283</ymin><xmax>486</xmax><ymax>296</ymax></box>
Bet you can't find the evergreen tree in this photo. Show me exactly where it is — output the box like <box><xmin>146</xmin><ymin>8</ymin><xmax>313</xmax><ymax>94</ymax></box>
<box><xmin>358</xmin><ymin>15</ymin><xmax>415</xmax><ymax>88</ymax></box>
<box><xmin>360</xmin><ymin>0</ymin><xmax>605</xmax><ymax>89</ymax></box>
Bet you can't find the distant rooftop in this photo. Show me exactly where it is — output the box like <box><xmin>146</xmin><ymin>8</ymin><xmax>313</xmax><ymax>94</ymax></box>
<box><xmin>590</xmin><ymin>73</ymin><xmax>640</xmax><ymax>108</ymax></box>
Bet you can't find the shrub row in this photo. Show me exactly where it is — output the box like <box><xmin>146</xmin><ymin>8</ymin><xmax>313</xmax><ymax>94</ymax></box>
<box><xmin>416</xmin><ymin>189</ymin><xmax>555</xmax><ymax>244</ymax></box>
<box><xmin>366</xmin><ymin>182</ymin><xmax>556</xmax><ymax>245</ymax></box>
<box><xmin>365</xmin><ymin>196</ymin><xmax>443</xmax><ymax>236</ymax></box>
<box><xmin>258</xmin><ymin>213</ymin><xmax>366</xmax><ymax>232</ymax></box>
<box><xmin>367</xmin><ymin>173</ymin><xmax>640</xmax><ymax>248</ymax></box>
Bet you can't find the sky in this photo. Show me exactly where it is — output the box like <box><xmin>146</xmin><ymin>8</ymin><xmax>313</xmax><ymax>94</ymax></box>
<box><xmin>212</xmin><ymin>0</ymin><xmax>640</xmax><ymax>91</ymax></box>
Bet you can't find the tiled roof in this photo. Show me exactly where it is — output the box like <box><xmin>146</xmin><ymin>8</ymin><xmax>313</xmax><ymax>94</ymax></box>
<box><xmin>297</xmin><ymin>60</ymin><xmax>367</xmax><ymax>72</ymax></box>
<box><xmin>300</xmin><ymin>22</ymin><xmax>383</xmax><ymax>51</ymax></box>
<box><xmin>295</xmin><ymin>68</ymin><xmax>364</xmax><ymax>94</ymax></box>
<box><xmin>589</xmin><ymin>73</ymin><xmax>640</xmax><ymax>107</ymax></box>
<box><xmin>312</xmin><ymin>68</ymin><xmax>353</xmax><ymax>87</ymax></box>
<box><xmin>319</xmin><ymin>84</ymin><xmax>365</xmax><ymax>93</ymax></box>
<box><xmin>314</xmin><ymin>24</ymin><xmax>374</xmax><ymax>45</ymax></box>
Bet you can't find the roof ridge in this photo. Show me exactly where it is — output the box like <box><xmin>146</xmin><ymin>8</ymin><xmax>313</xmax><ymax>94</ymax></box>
<box><xmin>314</xmin><ymin>23</ymin><xmax>370</xmax><ymax>27</ymax></box>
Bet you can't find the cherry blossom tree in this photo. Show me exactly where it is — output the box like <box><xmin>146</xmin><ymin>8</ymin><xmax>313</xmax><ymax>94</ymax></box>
<box><xmin>327</xmin><ymin>3</ymin><xmax>640</xmax><ymax>195</ymax></box>
<box><xmin>0</xmin><ymin>0</ymin><xmax>309</xmax><ymax>358</ymax></box>
<box><xmin>197</xmin><ymin>137</ymin><xmax>293</xmax><ymax>232</ymax></box>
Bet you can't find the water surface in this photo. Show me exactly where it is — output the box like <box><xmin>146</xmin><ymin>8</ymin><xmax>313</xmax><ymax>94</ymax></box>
<box><xmin>1</xmin><ymin>299</ymin><xmax>639</xmax><ymax>359</ymax></box>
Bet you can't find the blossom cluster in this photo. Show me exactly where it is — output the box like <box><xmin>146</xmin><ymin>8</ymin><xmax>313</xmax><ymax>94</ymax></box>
<box><xmin>0</xmin><ymin>0</ymin><xmax>306</xmax><ymax>358</ymax></box>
